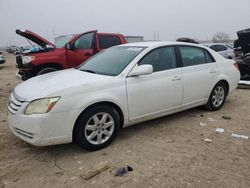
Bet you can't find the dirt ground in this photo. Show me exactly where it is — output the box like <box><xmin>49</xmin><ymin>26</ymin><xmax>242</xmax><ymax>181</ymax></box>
<box><xmin>0</xmin><ymin>54</ymin><xmax>250</xmax><ymax>188</ymax></box>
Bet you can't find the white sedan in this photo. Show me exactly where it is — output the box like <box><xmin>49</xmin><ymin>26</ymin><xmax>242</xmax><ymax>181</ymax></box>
<box><xmin>8</xmin><ymin>42</ymin><xmax>240</xmax><ymax>150</ymax></box>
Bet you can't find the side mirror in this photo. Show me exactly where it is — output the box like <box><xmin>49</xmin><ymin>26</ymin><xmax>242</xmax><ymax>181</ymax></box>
<box><xmin>66</xmin><ymin>43</ymin><xmax>73</xmax><ymax>50</ymax></box>
<box><xmin>129</xmin><ymin>64</ymin><xmax>153</xmax><ymax>77</ymax></box>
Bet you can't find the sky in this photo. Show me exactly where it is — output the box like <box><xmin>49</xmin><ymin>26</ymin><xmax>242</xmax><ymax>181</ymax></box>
<box><xmin>0</xmin><ymin>0</ymin><xmax>250</xmax><ymax>47</ymax></box>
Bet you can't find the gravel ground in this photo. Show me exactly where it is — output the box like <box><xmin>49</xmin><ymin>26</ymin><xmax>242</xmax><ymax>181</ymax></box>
<box><xmin>0</xmin><ymin>54</ymin><xmax>250</xmax><ymax>188</ymax></box>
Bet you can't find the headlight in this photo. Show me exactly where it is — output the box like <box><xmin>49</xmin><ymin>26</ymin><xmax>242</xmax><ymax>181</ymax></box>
<box><xmin>25</xmin><ymin>97</ymin><xmax>60</xmax><ymax>115</ymax></box>
<box><xmin>21</xmin><ymin>56</ymin><xmax>35</xmax><ymax>65</ymax></box>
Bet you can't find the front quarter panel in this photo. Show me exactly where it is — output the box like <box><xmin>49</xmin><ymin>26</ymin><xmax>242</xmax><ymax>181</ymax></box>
<box><xmin>50</xmin><ymin>77</ymin><xmax>129</xmax><ymax>128</ymax></box>
<box><xmin>32</xmin><ymin>48</ymin><xmax>67</xmax><ymax>68</ymax></box>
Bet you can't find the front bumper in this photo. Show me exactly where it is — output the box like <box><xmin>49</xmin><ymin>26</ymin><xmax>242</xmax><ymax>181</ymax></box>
<box><xmin>16</xmin><ymin>68</ymin><xmax>34</xmax><ymax>80</ymax></box>
<box><xmin>8</xmin><ymin>108</ymin><xmax>78</xmax><ymax>146</ymax></box>
<box><xmin>15</xmin><ymin>55</ymin><xmax>34</xmax><ymax>80</ymax></box>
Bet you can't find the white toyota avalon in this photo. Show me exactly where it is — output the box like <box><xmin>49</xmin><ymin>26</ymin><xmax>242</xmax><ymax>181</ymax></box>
<box><xmin>8</xmin><ymin>42</ymin><xmax>240</xmax><ymax>150</ymax></box>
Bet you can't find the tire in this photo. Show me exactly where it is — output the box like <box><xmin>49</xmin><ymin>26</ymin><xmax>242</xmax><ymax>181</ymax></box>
<box><xmin>37</xmin><ymin>67</ymin><xmax>59</xmax><ymax>75</ymax></box>
<box><xmin>205</xmin><ymin>82</ymin><xmax>227</xmax><ymax>111</ymax></box>
<box><xmin>74</xmin><ymin>105</ymin><xmax>120</xmax><ymax>151</ymax></box>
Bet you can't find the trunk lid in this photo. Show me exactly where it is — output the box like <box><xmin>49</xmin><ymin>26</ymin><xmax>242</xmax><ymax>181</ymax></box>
<box><xmin>237</xmin><ymin>28</ymin><xmax>250</xmax><ymax>54</ymax></box>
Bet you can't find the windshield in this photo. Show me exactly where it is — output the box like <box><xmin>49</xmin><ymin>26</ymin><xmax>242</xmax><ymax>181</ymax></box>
<box><xmin>55</xmin><ymin>35</ymin><xmax>74</xmax><ymax>48</ymax></box>
<box><xmin>78</xmin><ymin>46</ymin><xmax>145</xmax><ymax>76</ymax></box>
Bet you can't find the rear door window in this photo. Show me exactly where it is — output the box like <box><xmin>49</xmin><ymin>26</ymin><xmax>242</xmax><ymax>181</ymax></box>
<box><xmin>179</xmin><ymin>46</ymin><xmax>208</xmax><ymax>67</ymax></box>
<box><xmin>98</xmin><ymin>35</ymin><xmax>121</xmax><ymax>49</ymax></box>
<box><xmin>204</xmin><ymin>50</ymin><xmax>215</xmax><ymax>63</ymax></box>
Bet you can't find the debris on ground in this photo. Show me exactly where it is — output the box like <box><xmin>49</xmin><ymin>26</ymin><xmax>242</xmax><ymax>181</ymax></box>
<box><xmin>200</xmin><ymin>114</ymin><xmax>205</xmax><ymax>117</ymax></box>
<box><xmin>80</xmin><ymin>161</ymin><xmax>109</xmax><ymax>180</ymax></box>
<box><xmin>204</xmin><ymin>138</ymin><xmax>212</xmax><ymax>143</ymax></box>
<box><xmin>55</xmin><ymin>171</ymin><xmax>63</xmax><ymax>176</ymax></box>
<box><xmin>70</xmin><ymin>176</ymin><xmax>77</xmax><ymax>180</ymax></box>
<box><xmin>115</xmin><ymin>165</ymin><xmax>133</xmax><ymax>177</ymax></box>
<box><xmin>200</xmin><ymin>122</ymin><xmax>207</xmax><ymax>127</ymax></box>
<box><xmin>222</xmin><ymin>116</ymin><xmax>232</xmax><ymax>120</ymax></box>
<box><xmin>231</xmin><ymin>133</ymin><xmax>249</xmax><ymax>140</ymax></box>
<box><xmin>127</xmin><ymin>166</ymin><xmax>133</xmax><ymax>172</ymax></box>
<box><xmin>208</xmin><ymin>117</ymin><xmax>216</xmax><ymax>122</ymax></box>
<box><xmin>215</xmin><ymin>128</ymin><xmax>224</xmax><ymax>133</ymax></box>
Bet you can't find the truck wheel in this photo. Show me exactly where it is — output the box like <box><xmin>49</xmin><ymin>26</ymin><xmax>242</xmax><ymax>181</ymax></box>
<box><xmin>74</xmin><ymin>105</ymin><xmax>120</xmax><ymax>151</ymax></box>
<box><xmin>37</xmin><ymin>67</ymin><xmax>59</xmax><ymax>75</ymax></box>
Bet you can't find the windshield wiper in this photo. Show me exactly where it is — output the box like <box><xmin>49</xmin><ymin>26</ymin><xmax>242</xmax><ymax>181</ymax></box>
<box><xmin>80</xmin><ymin>69</ymin><xmax>97</xmax><ymax>74</ymax></box>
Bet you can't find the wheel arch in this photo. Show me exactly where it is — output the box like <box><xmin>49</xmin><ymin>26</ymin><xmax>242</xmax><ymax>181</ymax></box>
<box><xmin>72</xmin><ymin>101</ymin><xmax>124</xmax><ymax>143</ymax></box>
<box><xmin>218</xmin><ymin>79</ymin><xmax>229</xmax><ymax>96</ymax></box>
<box><xmin>35</xmin><ymin>63</ymin><xmax>63</xmax><ymax>75</ymax></box>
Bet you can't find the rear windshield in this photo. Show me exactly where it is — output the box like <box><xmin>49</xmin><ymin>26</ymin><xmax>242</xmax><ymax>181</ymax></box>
<box><xmin>78</xmin><ymin>46</ymin><xmax>145</xmax><ymax>76</ymax></box>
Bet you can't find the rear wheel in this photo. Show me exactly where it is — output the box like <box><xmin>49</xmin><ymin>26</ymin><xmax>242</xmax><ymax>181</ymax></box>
<box><xmin>74</xmin><ymin>105</ymin><xmax>120</xmax><ymax>151</ymax></box>
<box><xmin>205</xmin><ymin>82</ymin><xmax>227</xmax><ymax>111</ymax></box>
<box><xmin>37</xmin><ymin>67</ymin><xmax>59</xmax><ymax>75</ymax></box>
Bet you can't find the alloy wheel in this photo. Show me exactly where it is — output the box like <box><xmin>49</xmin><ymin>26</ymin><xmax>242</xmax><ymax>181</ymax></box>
<box><xmin>84</xmin><ymin>112</ymin><xmax>115</xmax><ymax>145</ymax></box>
<box><xmin>212</xmin><ymin>86</ymin><xmax>225</xmax><ymax>108</ymax></box>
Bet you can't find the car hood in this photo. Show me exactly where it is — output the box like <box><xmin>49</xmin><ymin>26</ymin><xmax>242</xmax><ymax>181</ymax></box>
<box><xmin>237</xmin><ymin>28</ymin><xmax>250</xmax><ymax>54</ymax></box>
<box><xmin>14</xmin><ymin>69</ymin><xmax>112</xmax><ymax>101</ymax></box>
<box><xmin>16</xmin><ymin>29</ymin><xmax>55</xmax><ymax>49</ymax></box>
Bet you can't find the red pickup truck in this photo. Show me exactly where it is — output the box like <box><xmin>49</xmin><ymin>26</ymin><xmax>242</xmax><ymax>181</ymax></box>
<box><xmin>15</xmin><ymin>29</ymin><xmax>127</xmax><ymax>80</ymax></box>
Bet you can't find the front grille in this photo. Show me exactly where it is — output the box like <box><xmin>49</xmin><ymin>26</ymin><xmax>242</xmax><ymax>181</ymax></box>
<box><xmin>14</xmin><ymin>127</ymin><xmax>34</xmax><ymax>139</ymax></box>
<box><xmin>8</xmin><ymin>92</ymin><xmax>25</xmax><ymax>114</ymax></box>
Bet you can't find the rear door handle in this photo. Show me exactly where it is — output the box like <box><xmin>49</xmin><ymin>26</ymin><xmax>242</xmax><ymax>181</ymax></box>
<box><xmin>210</xmin><ymin>69</ymin><xmax>216</xmax><ymax>74</ymax></box>
<box><xmin>172</xmin><ymin>76</ymin><xmax>182</xmax><ymax>81</ymax></box>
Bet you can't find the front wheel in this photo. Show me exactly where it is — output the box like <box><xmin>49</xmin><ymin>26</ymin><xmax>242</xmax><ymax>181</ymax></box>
<box><xmin>74</xmin><ymin>105</ymin><xmax>120</xmax><ymax>151</ymax></box>
<box><xmin>205</xmin><ymin>82</ymin><xmax>227</xmax><ymax>111</ymax></box>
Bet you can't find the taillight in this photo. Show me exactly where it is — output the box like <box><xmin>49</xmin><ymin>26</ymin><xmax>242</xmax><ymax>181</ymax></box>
<box><xmin>233</xmin><ymin>63</ymin><xmax>240</xmax><ymax>71</ymax></box>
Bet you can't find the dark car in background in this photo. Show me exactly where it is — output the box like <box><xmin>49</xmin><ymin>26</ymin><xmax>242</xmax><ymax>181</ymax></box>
<box><xmin>234</xmin><ymin>28</ymin><xmax>250</xmax><ymax>80</ymax></box>
<box><xmin>6</xmin><ymin>46</ymin><xmax>19</xmax><ymax>54</ymax></box>
<box><xmin>0</xmin><ymin>51</ymin><xmax>6</xmax><ymax>64</ymax></box>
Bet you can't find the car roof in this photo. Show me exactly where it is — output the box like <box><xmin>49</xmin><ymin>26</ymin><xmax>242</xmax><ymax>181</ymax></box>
<box><xmin>120</xmin><ymin>41</ymin><xmax>205</xmax><ymax>48</ymax></box>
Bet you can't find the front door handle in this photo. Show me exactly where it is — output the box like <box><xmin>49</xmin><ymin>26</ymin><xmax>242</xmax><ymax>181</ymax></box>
<box><xmin>210</xmin><ymin>69</ymin><xmax>216</xmax><ymax>74</ymax></box>
<box><xmin>172</xmin><ymin>76</ymin><xmax>182</xmax><ymax>81</ymax></box>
